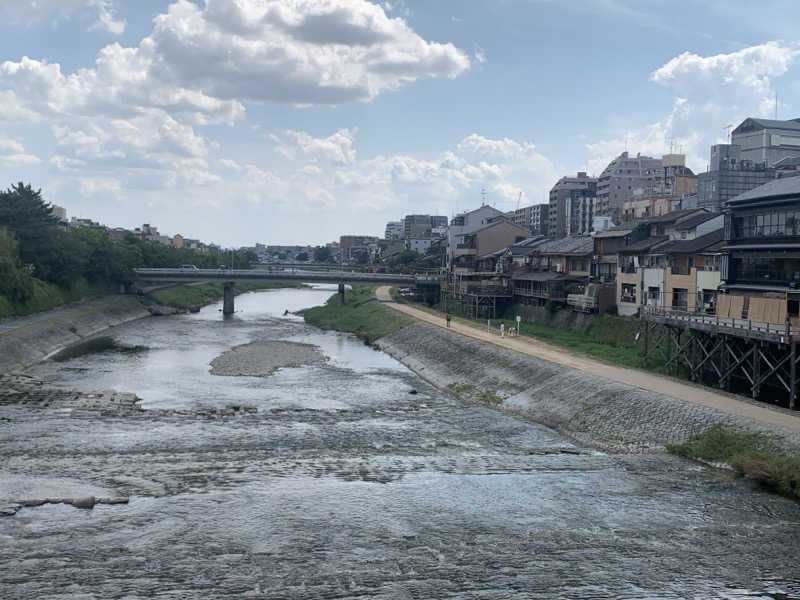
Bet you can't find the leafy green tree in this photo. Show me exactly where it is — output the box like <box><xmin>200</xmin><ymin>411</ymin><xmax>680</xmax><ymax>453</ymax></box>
<box><xmin>313</xmin><ymin>246</ymin><xmax>331</xmax><ymax>262</ymax></box>
<box><xmin>296</xmin><ymin>252</ymin><xmax>308</xmax><ymax>262</ymax></box>
<box><xmin>0</xmin><ymin>227</ymin><xmax>33</xmax><ymax>302</ymax></box>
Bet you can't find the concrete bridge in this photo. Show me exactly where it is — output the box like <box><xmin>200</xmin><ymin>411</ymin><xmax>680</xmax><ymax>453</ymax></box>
<box><xmin>133</xmin><ymin>268</ymin><xmax>418</xmax><ymax>315</ymax></box>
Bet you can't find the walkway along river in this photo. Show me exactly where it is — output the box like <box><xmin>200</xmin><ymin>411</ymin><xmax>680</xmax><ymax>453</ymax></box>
<box><xmin>2</xmin><ymin>285</ymin><xmax>800</xmax><ymax>598</ymax></box>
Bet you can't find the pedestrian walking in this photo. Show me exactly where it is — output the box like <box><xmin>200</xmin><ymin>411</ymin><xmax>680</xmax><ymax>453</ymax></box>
<box><xmin>446</xmin><ymin>312</ymin><xmax>451</xmax><ymax>328</ymax></box>
<box><xmin>500</xmin><ymin>323</ymin><xmax>505</xmax><ymax>338</ymax></box>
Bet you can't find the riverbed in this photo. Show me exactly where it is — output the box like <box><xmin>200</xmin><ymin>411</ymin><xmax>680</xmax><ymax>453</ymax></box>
<box><xmin>2</xmin><ymin>284</ymin><xmax>800</xmax><ymax>599</ymax></box>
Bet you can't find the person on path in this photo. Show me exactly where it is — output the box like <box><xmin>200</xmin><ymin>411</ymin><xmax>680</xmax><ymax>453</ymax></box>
<box><xmin>500</xmin><ymin>323</ymin><xmax>505</xmax><ymax>338</ymax></box>
<box><xmin>446</xmin><ymin>313</ymin><xmax>451</xmax><ymax>328</ymax></box>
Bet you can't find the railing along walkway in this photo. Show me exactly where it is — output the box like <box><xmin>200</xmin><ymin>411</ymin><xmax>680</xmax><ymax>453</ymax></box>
<box><xmin>642</xmin><ymin>307</ymin><xmax>799</xmax><ymax>343</ymax></box>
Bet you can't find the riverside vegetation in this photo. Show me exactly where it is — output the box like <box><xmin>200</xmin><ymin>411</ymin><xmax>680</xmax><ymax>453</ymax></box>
<box><xmin>303</xmin><ymin>285</ymin><xmax>411</xmax><ymax>343</ymax></box>
<box><xmin>147</xmin><ymin>281</ymin><xmax>304</xmax><ymax>311</ymax></box>
<box><xmin>669</xmin><ymin>424</ymin><xmax>800</xmax><ymax>500</ymax></box>
<box><xmin>0</xmin><ymin>182</ymin><xmax>258</xmax><ymax>318</ymax></box>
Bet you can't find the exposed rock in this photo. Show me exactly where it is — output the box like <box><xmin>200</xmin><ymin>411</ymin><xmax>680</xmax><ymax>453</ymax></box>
<box><xmin>70</xmin><ymin>496</ymin><xmax>96</xmax><ymax>510</ymax></box>
<box><xmin>0</xmin><ymin>504</ymin><xmax>21</xmax><ymax>517</ymax></box>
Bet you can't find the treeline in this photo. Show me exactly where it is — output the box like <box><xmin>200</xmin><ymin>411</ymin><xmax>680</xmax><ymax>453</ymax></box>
<box><xmin>0</xmin><ymin>182</ymin><xmax>256</xmax><ymax>316</ymax></box>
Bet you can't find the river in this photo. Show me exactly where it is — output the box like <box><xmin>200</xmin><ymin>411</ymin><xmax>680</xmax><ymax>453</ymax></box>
<box><xmin>2</xmin><ymin>285</ymin><xmax>800</xmax><ymax>599</ymax></box>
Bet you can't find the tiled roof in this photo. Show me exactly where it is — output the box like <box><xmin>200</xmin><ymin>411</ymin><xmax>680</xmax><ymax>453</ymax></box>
<box><xmin>594</xmin><ymin>227</ymin><xmax>634</xmax><ymax>238</ymax></box>
<box><xmin>673</xmin><ymin>212</ymin><xmax>719</xmax><ymax>231</ymax></box>
<box><xmin>726</xmin><ymin>175</ymin><xmax>800</xmax><ymax>205</ymax></box>
<box><xmin>536</xmin><ymin>236</ymin><xmax>594</xmax><ymax>255</ymax></box>
<box><xmin>512</xmin><ymin>271</ymin><xmax>565</xmax><ymax>282</ymax></box>
<box><xmin>618</xmin><ymin>236</ymin><xmax>669</xmax><ymax>253</ymax></box>
<box><xmin>654</xmin><ymin>229</ymin><xmax>724</xmax><ymax>255</ymax></box>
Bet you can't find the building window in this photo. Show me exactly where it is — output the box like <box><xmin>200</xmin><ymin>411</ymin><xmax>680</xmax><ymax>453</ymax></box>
<box><xmin>647</xmin><ymin>287</ymin><xmax>661</xmax><ymax>304</ymax></box>
<box><xmin>621</xmin><ymin>283</ymin><xmax>637</xmax><ymax>303</ymax></box>
<box><xmin>672</xmin><ymin>288</ymin><xmax>688</xmax><ymax>311</ymax></box>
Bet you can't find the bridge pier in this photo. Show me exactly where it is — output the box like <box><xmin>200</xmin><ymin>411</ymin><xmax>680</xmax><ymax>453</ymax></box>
<box><xmin>223</xmin><ymin>282</ymin><xmax>235</xmax><ymax>315</ymax></box>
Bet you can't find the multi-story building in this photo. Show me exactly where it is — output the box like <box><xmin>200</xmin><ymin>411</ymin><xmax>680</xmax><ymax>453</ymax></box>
<box><xmin>596</xmin><ymin>152</ymin><xmax>663</xmax><ymax>221</ymax></box>
<box><xmin>731</xmin><ymin>117</ymin><xmax>800</xmax><ymax>167</ymax></box>
<box><xmin>513</xmin><ymin>205</ymin><xmax>534</xmax><ymax>233</ymax></box>
<box><xmin>696</xmin><ymin>143</ymin><xmax>777</xmax><ymax>213</ymax></box>
<box><xmin>339</xmin><ymin>235</ymin><xmax>379</xmax><ymax>263</ymax></box>
<box><xmin>403</xmin><ymin>214</ymin><xmax>447</xmax><ymax>239</ymax></box>
<box><xmin>446</xmin><ymin>205</ymin><xmax>505</xmax><ymax>269</ymax></box>
<box><xmin>384</xmin><ymin>221</ymin><xmax>403</xmax><ymax>240</ymax></box>
<box><xmin>548</xmin><ymin>173</ymin><xmax>597</xmax><ymax>238</ymax></box>
<box><xmin>721</xmin><ymin>176</ymin><xmax>800</xmax><ymax>325</ymax></box>
<box><xmin>450</xmin><ymin>218</ymin><xmax>529</xmax><ymax>273</ymax></box>
<box><xmin>530</xmin><ymin>203</ymin><xmax>549</xmax><ymax>236</ymax></box>
<box><xmin>405</xmin><ymin>237</ymin><xmax>433</xmax><ymax>254</ymax></box>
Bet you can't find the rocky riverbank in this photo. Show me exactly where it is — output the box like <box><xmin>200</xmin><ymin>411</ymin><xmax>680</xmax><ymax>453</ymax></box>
<box><xmin>377</xmin><ymin>322</ymin><xmax>800</xmax><ymax>455</ymax></box>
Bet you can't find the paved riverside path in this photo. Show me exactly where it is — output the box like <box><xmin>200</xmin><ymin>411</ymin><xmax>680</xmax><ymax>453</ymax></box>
<box><xmin>375</xmin><ymin>286</ymin><xmax>800</xmax><ymax>433</ymax></box>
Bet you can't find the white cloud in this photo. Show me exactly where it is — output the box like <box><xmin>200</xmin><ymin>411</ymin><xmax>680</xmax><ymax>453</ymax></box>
<box><xmin>0</xmin><ymin>0</ymin><xmax>125</xmax><ymax>34</ymax></box>
<box><xmin>272</xmin><ymin>128</ymin><xmax>358</xmax><ymax>164</ymax></box>
<box><xmin>474</xmin><ymin>45</ymin><xmax>487</xmax><ymax>65</ymax></box>
<box><xmin>251</xmin><ymin>128</ymin><xmax>558</xmax><ymax>214</ymax></box>
<box><xmin>0</xmin><ymin>137</ymin><xmax>41</xmax><ymax>166</ymax></box>
<box><xmin>88</xmin><ymin>0</ymin><xmax>126</xmax><ymax>35</ymax></box>
<box><xmin>149</xmin><ymin>0</ymin><xmax>470</xmax><ymax>105</ymax></box>
<box><xmin>586</xmin><ymin>42</ymin><xmax>800</xmax><ymax>174</ymax></box>
<box><xmin>0</xmin><ymin>0</ymin><xmax>470</xmax><ymax>214</ymax></box>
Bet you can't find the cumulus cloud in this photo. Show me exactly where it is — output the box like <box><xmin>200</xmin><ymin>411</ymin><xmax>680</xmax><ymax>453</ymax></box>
<box><xmin>0</xmin><ymin>0</ymin><xmax>470</xmax><ymax>207</ymax></box>
<box><xmin>0</xmin><ymin>0</ymin><xmax>126</xmax><ymax>34</ymax></box>
<box><xmin>586</xmin><ymin>41</ymin><xmax>800</xmax><ymax>174</ymax></box>
<box><xmin>251</xmin><ymin>128</ymin><xmax>558</xmax><ymax>214</ymax></box>
<box><xmin>0</xmin><ymin>137</ymin><xmax>41</xmax><ymax>166</ymax></box>
<box><xmin>150</xmin><ymin>0</ymin><xmax>470</xmax><ymax>105</ymax></box>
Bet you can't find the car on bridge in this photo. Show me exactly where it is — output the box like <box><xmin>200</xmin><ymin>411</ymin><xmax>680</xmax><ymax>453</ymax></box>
<box><xmin>179</xmin><ymin>264</ymin><xmax>198</xmax><ymax>272</ymax></box>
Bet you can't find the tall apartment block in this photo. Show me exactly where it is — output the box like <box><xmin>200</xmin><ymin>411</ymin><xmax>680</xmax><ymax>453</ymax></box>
<box><xmin>403</xmin><ymin>214</ymin><xmax>447</xmax><ymax>238</ymax></box>
<box><xmin>548</xmin><ymin>172</ymin><xmax>597</xmax><ymax>238</ymax></box>
<box><xmin>696</xmin><ymin>143</ymin><xmax>777</xmax><ymax>213</ymax></box>
<box><xmin>596</xmin><ymin>152</ymin><xmax>663</xmax><ymax>221</ymax></box>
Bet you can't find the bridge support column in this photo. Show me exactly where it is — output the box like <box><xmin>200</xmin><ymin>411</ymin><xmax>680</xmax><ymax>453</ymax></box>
<box><xmin>223</xmin><ymin>282</ymin><xmax>235</xmax><ymax>315</ymax></box>
<box><xmin>338</xmin><ymin>282</ymin><xmax>345</xmax><ymax>306</ymax></box>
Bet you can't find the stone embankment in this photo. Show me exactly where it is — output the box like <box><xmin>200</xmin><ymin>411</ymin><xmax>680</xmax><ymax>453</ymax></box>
<box><xmin>0</xmin><ymin>295</ymin><xmax>153</xmax><ymax>373</ymax></box>
<box><xmin>377</xmin><ymin>322</ymin><xmax>800</xmax><ymax>454</ymax></box>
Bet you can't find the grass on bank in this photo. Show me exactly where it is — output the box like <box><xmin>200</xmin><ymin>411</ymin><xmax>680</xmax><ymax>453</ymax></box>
<box><xmin>0</xmin><ymin>277</ymin><xmax>110</xmax><ymax>319</ymax></box>
<box><xmin>303</xmin><ymin>285</ymin><xmax>411</xmax><ymax>343</ymax></box>
<box><xmin>422</xmin><ymin>296</ymin><xmax>648</xmax><ymax>371</ymax></box>
<box><xmin>147</xmin><ymin>281</ymin><xmax>304</xmax><ymax>309</ymax></box>
<box><xmin>668</xmin><ymin>424</ymin><xmax>800</xmax><ymax>500</ymax></box>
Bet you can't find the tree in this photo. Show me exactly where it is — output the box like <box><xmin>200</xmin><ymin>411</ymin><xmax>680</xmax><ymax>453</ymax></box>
<box><xmin>0</xmin><ymin>183</ymin><xmax>61</xmax><ymax>271</ymax></box>
<box><xmin>313</xmin><ymin>246</ymin><xmax>331</xmax><ymax>262</ymax></box>
<box><xmin>0</xmin><ymin>227</ymin><xmax>33</xmax><ymax>302</ymax></box>
<box><xmin>296</xmin><ymin>252</ymin><xmax>308</xmax><ymax>262</ymax></box>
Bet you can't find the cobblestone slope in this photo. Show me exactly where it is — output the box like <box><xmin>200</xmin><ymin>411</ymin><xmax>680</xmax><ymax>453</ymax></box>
<box><xmin>377</xmin><ymin>322</ymin><xmax>800</xmax><ymax>453</ymax></box>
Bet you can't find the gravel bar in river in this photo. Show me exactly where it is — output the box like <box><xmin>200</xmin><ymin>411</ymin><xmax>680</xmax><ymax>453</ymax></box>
<box><xmin>209</xmin><ymin>340</ymin><xmax>327</xmax><ymax>377</ymax></box>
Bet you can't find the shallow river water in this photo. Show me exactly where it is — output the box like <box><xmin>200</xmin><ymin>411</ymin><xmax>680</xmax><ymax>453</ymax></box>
<box><xmin>2</xmin><ymin>285</ymin><xmax>800</xmax><ymax>599</ymax></box>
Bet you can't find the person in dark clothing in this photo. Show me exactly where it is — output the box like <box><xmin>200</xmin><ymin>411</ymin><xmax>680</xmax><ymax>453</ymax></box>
<box><xmin>446</xmin><ymin>313</ymin><xmax>451</xmax><ymax>328</ymax></box>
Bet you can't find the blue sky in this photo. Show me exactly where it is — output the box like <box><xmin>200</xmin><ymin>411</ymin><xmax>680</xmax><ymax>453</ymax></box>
<box><xmin>0</xmin><ymin>0</ymin><xmax>799</xmax><ymax>246</ymax></box>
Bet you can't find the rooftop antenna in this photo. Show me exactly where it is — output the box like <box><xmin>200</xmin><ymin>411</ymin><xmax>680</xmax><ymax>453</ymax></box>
<box><xmin>775</xmin><ymin>92</ymin><xmax>778</xmax><ymax>119</ymax></box>
<box><xmin>516</xmin><ymin>191</ymin><xmax>522</xmax><ymax>211</ymax></box>
<box><xmin>724</xmin><ymin>124</ymin><xmax>733</xmax><ymax>143</ymax></box>
<box><xmin>481</xmin><ymin>188</ymin><xmax>487</xmax><ymax>206</ymax></box>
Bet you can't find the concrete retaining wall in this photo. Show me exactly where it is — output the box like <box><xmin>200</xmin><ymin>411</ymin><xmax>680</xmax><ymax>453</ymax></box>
<box><xmin>0</xmin><ymin>296</ymin><xmax>151</xmax><ymax>373</ymax></box>
<box><xmin>377</xmin><ymin>322</ymin><xmax>800</xmax><ymax>453</ymax></box>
